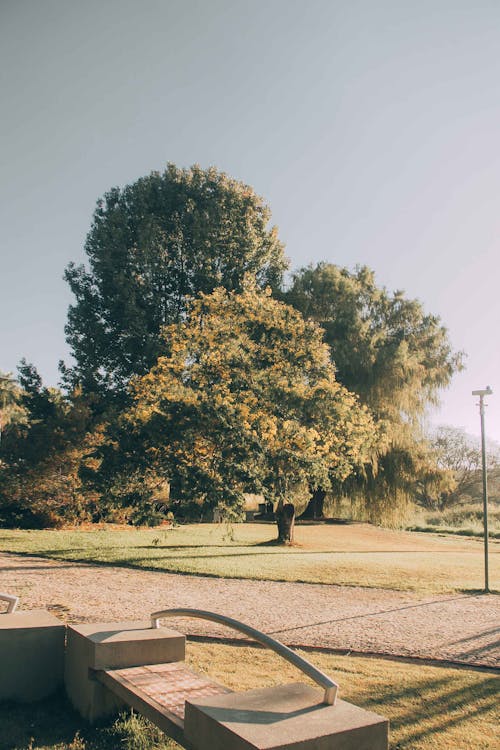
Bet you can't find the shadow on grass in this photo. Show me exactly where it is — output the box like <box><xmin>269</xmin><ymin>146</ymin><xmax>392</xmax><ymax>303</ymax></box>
<box><xmin>0</xmin><ymin>691</ymin><xmax>105</xmax><ymax>750</ymax></box>
<box><xmin>360</xmin><ymin>675</ymin><xmax>499</xmax><ymax>748</ymax></box>
<box><xmin>0</xmin><ymin>691</ymin><xmax>177</xmax><ymax>750</ymax></box>
<box><xmin>4</xmin><ymin>543</ymin><xmax>488</xmax><ymax>557</ymax></box>
<box><xmin>3</xmin><ymin>547</ymin><xmax>493</xmax><ymax>598</ymax></box>
<box><xmin>21</xmin><ymin>547</ymin><xmax>481</xmax><ymax>571</ymax></box>
<box><xmin>1</xmin><ymin>674</ymin><xmax>497</xmax><ymax>750</ymax></box>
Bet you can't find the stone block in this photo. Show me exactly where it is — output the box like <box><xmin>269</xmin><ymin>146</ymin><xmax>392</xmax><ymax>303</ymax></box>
<box><xmin>185</xmin><ymin>682</ymin><xmax>389</xmax><ymax>750</ymax></box>
<box><xmin>64</xmin><ymin>620</ymin><xmax>185</xmax><ymax>722</ymax></box>
<box><xmin>0</xmin><ymin>609</ymin><xmax>65</xmax><ymax>702</ymax></box>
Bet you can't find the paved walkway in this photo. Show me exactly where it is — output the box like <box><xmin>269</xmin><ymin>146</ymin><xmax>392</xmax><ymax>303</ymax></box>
<box><xmin>1</xmin><ymin>552</ymin><xmax>498</xmax><ymax>668</ymax></box>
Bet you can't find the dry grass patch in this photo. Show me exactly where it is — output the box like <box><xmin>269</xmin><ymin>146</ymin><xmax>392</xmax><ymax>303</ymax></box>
<box><xmin>0</xmin><ymin>523</ymin><xmax>498</xmax><ymax>594</ymax></box>
<box><xmin>1</xmin><ymin>643</ymin><xmax>497</xmax><ymax>749</ymax></box>
<box><xmin>189</xmin><ymin>642</ymin><xmax>499</xmax><ymax>749</ymax></box>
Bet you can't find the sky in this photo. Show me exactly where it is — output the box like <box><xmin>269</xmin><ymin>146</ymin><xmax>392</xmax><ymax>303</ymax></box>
<box><xmin>1</xmin><ymin>0</ymin><xmax>499</xmax><ymax>443</ymax></box>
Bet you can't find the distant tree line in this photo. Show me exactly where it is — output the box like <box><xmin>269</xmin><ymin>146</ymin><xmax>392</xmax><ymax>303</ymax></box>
<box><xmin>0</xmin><ymin>164</ymin><xmax>464</xmax><ymax>541</ymax></box>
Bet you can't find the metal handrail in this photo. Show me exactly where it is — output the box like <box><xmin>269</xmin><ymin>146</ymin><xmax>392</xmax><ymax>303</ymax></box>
<box><xmin>150</xmin><ymin>607</ymin><xmax>338</xmax><ymax>705</ymax></box>
<box><xmin>0</xmin><ymin>592</ymin><xmax>19</xmax><ymax>614</ymax></box>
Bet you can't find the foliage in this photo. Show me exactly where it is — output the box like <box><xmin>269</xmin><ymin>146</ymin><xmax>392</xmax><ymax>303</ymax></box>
<box><xmin>0</xmin><ymin>362</ymin><xmax>101</xmax><ymax>528</ymax></box>
<box><xmin>62</xmin><ymin>164</ymin><xmax>288</xmax><ymax>402</ymax></box>
<box><xmin>86</xmin><ymin>466</ymin><xmax>172</xmax><ymax>526</ymax></box>
<box><xmin>97</xmin><ymin>285</ymin><xmax>376</xmax><ymax>534</ymax></box>
<box><xmin>0</xmin><ymin>444</ymin><xmax>90</xmax><ymax>528</ymax></box>
<box><xmin>408</xmin><ymin>499</ymin><xmax>500</xmax><ymax>539</ymax></box>
<box><xmin>4</xmin><ymin>171</ymin><xmax>465</xmax><ymax>529</ymax></box>
<box><xmin>428</xmin><ymin>425</ymin><xmax>500</xmax><ymax>508</ymax></box>
<box><xmin>341</xmin><ymin>435</ymin><xmax>454</xmax><ymax>525</ymax></box>
<box><xmin>284</xmin><ymin>263</ymin><xmax>464</xmax><ymax>522</ymax></box>
<box><xmin>110</xmin><ymin>711</ymin><xmax>175</xmax><ymax>750</ymax></box>
<box><xmin>0</xmin><ymin>371</ymin><xmax>27</xmax><ymax>446</ymax></box>
<box><xmin>284</xmin><ymin>263</ymin><xmax>463</xmax><ymax>422</ymax></box>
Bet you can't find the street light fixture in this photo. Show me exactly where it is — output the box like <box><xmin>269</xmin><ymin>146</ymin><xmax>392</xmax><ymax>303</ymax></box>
<box><xmin>472</xmin><ymin>386</ymin><xmax>493</xmax><ymax>593</ymax></box>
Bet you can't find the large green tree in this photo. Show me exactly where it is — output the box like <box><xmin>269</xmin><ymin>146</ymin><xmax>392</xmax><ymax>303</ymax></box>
<box><xmin>62</xmin><ymin>164</ymin><xmax>287</xmax><ymax>401</ymax></box>
<box><xmin>99</xmin><ymin>285</ymin><xmax>376</xmax><ymax>542</ymax></box>
<box><xmin>284</xmin><ymin>263</ymin><xmax>464</xmax><ymax>521</ymax></box>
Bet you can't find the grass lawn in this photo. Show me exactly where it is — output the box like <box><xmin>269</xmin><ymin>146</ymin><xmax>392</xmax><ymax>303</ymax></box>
<box><xmin>1</xmin><ymin>642</ymin><xmax>498</xmax><ymax>750</ymax></box>
<box><xmin>407</xmin><ymin>500</ymin><xmax>500</xmax><ymax>539</ymax></box>
<box><xmin>0</xmin><ymin>522</ymin><xmax>498</xmax><ymax>594</ymax></box>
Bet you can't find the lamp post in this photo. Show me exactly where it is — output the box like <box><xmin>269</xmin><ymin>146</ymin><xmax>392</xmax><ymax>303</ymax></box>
<box><xmin>472</xmin><ymin>386</ymin><xmax>493</xmax><ymax>593</ymax></box>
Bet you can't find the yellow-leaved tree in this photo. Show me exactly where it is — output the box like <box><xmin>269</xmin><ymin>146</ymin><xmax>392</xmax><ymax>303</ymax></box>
<box><xmin>110</xmin><ymin>283</ymin><xmax>377</xmax><ymax>542</ymax></box>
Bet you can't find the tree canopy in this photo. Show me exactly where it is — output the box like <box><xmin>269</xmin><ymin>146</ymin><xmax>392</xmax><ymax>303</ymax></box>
<box><xmin>0</xmin><ymin>362</ymin><xmax>98</xmax><ymax>528</ymax></box>
<box><xmin>2</xmin><ymin>166</ymin><xmax>467</xmax><ymax>530</ymax></box>
<box><xmin>285</xmin><ymin>263</ymin><xmax>463</xmax><ymax>425</ymax></box>
<box><xmin>284</xmin><ymin>263</ymin><xmax>464</xmax><ymax>521</ymax></box>
<box><xmin>428</xmin><ymin>425</ymin><xmax>499</xmax><ymax>508</ymax></box>
<box><xmin>62</xmin><ymin>164</ymin><xmax>287</xmax><ymax>400</ymax></box>
<box><xmin>0</xmin><ymin>372</ymin><xmax>26</xmax><ymax>447</ymax></box>
<box><xmin>100</xmin><ymin>284</ymin><xmax>376</xmax><ymax>539</ymax></box>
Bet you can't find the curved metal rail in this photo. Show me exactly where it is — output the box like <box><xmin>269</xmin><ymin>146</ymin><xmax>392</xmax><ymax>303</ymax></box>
<box><xmin>0</xmin><ymin>592</ymin><xmax>19</xmax><ymax>614</ymax></box>
<box><xmin>150</xmin><ymin>607</ymin><xmax>338</xmax><ymax>705</ymax></box>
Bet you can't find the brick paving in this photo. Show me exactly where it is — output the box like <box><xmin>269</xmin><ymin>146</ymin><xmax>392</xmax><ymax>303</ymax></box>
<box><xmin>102</xmin><ymin>662</ymin><xmax>232</xmax><ymax>722</ymax></box>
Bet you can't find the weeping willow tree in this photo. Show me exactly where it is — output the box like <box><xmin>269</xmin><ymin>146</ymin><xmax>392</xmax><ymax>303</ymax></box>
<box><xmin>284</xmin><ymin>263</ymin><xmax>464</xmax><ymax>524</ymax></box>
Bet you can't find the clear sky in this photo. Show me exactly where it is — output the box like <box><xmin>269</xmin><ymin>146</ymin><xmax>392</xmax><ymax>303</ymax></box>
<box><xmin>1</xmin><ymin>0</ymin><xmax>499</xmax><ymax>442</ymax></box>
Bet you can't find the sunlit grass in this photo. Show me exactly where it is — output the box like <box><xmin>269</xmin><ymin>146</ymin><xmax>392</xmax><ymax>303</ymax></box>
<box><xmin>408</xmin><ymin>502</ymin><xmax>500</xmax><ymax>539</ymax></box>
<box><xmin>1</xmin><ymin>642</ymin><xmax>498</xmax><ymax>749</ymax></box>
<box><xmin>0</xmin><ymin>523</ymin><xmax>498</xmax><ymax>594</ymax></box>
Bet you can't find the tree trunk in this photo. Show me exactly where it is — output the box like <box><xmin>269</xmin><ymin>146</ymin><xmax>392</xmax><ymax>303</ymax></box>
<box><xmin>298</xmin><ymin>488</ymin><xmax>326</xmax><ymax>520</ymax></box>
<box><xmin>275</xmin><ymin>502</ymin><xmax>295</xmax><ymax>544</ymax></box>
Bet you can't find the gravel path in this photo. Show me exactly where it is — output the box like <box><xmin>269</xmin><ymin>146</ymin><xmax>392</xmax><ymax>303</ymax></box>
<box><xmin>1</xmin><ymin>552</ymin><xmax>498</xmax><ymax>668</ymax></box>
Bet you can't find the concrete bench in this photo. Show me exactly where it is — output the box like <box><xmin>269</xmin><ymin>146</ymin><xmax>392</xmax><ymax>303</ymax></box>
<box><xmin>1</xmin><ymin>602</ymin><xmax>389</xmax><ymax>749</ymax></box>
<box><xmin>67</xmin><ymin>609</ymin><xmax>389</xmax><ymax>750</ymax></box>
